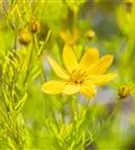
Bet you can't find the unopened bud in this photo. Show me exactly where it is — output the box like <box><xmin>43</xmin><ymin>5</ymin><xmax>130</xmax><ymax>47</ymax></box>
<box><xmin>125</xmin><ymin>0</ymin><xmax>134</xmax><ymax>12</ymax></box>
<box><xmin>19</xmin><ymin>29</ymin><xmax>32</xmax><ymax>46</ymax></box>
<box><xmin>85</xmin><ymin>30</ymin><xmax>96</xmax><ymax>40</ymax></box>
<box><xmin>118</xmin><ymin>84</ymin><xmax>132</xmax><ymax>99</ymax></box>
<box><xmin>30</xmin><ymin>17</ymin><xmax>40</xmax><ymax>33</ymax></box>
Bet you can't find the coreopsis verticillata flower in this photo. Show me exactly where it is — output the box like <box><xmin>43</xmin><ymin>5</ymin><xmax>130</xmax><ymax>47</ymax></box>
<box><xmin>59</xmin><ymin>29</ymin><xmax>79</xmax><ymax>46</ymax></box>
<box><xmin>42</xmin><ymin>45</ymin><xmax>117</xmax><ymax>97</ymax></box>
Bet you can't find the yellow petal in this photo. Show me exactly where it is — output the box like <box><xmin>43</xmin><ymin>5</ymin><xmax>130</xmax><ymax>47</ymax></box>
<box><xmin>80</xmin><ymin>82</ymin><xmax>96</xmax><ymax>97</ymax></box>
<box><xmin>42</xmin><ymin>81</ymin><xmax>66</xmax><ymax>94</ymax></box>
<box><xmin>89</xmin><ymin>73</ymin><xmax>117</xmax><ymax>86</ymax></box>
<box><xmin>48</xmin><ymin>57</ymin><xmax>69</xmax><ymax>80</ymax></box>
<box><xmin>79</xmin><ymin>48</ymin><xmax>99</xmax><ymax>70</ymax></box>
<box><xmin>63</xmin><ymin>83</ymin><xmax>80</xmax><ymax>95</ymax></box>
<box><xmin>90</xmin><ymin>55</ymin><xmax>113</xmax><ymax>75</ymax></box>
<box><xmin>63</xmin><ymin>45</ymin><xmax>78</xmax><ymax>73</ymax></box>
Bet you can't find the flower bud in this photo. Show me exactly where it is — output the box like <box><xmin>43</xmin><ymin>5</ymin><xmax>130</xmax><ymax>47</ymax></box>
<box><xmin>19</xmin><ymin>29</ymin><xmax>32</xmax><ymax>46</ymax></box>
<box><xmin>125</xmin><ymin>0</ymin><xmax>134</xmax><ymax>12</ymax></box>
<box><xmin>85</xmin><ymin>30</ymin><xmax>96</xmax><ymax>40</ymax></box>
<box><xmin>30</xmin><ymin>17</ymin><xmax>40</xmax><ymax>33</ymax></box>
<box><xmin>118</xmin><ymin>84</ymin><xmax>132</xmax><ymax>99</ymax></box>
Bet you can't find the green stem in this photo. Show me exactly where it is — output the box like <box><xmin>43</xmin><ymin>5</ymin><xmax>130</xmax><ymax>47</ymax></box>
<box><xmin>23</xmin><ymin>37</ymin><xmax>34</xmax><ymax>85</ymax></box>
<box><xmin>14</xmin><ymin>29</ymin><xmax>18</xmax><ymax>50</ymax></box>
<box><xmin>85</xmin><ymin>104</ymin><xmax>118</xmax><ymax>148</ymax></box>
<box><xmin>37</xmin><ymin>30</ymin><xmax>52</xmax><ymax>57</ymax></box>
<box><xmin>71</xmin><ymin>95</ymin><xmax>77</xmax><ymax>121</ymax></box>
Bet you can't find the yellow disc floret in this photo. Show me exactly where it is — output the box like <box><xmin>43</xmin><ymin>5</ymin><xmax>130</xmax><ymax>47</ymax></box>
<box><xmin>70</xmin><ymin>69</ymin><xmax>88</xmax><ymax>84</ymax></box>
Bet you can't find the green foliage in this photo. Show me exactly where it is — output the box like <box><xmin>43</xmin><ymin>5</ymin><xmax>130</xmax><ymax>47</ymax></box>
<box><xmin>0</xmin><ymin>0</ymin><xmax>135</xmax><ymax>149</ymax></box>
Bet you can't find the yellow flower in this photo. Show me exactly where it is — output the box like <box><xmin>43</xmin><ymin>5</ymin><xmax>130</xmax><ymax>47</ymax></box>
<box><xmin>42</xmin><ymin>45</ymin><xmax>117</xmax><ymax>97</ymax></box>
<box><xmin>59</xmin><ymin>29</ymin><xmax>79</xmax><ymax>46</ymax></box>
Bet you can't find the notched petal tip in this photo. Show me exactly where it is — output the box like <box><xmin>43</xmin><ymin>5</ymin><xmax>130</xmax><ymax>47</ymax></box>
<box><xmin>79</xmin><ymin>47</ymin><xmax>99</xmax><ymax>70</ymax></box>
<box><xmin>87</xmin><ymin>47</ymin><xmax>99</xmax><ymax>53</ymax></box>
<box><xmin>90</xmin><ymin>54</ymin><xmax>114</xmax><ymax>75</ymax></box>
<box><xmin>89</xmin><ymin>73</ymin><xmax>117</xmax><ymax>86</ymax></box>
<box><xmin>105</xmin><ymin>55</ymin><xmax>114</xmax><ymax>65</ymax></box>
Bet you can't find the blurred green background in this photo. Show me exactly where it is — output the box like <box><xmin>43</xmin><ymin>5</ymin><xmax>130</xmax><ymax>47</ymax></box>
<box><xmin>0</xmin><ymin>0</ymin><xmax>135</xmax><ymax>149</ymax></box>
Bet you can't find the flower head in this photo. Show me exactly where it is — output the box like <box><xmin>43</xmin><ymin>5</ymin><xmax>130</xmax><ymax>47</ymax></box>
<box><xmin>59</xmin><ymin>29</ymin><xmax>79</xmax><ymax>46</ymax></box>
<box><xmin>42</xmin><ymin>45</ymin><xmax>117</xmax><ymax>97</ymax></box>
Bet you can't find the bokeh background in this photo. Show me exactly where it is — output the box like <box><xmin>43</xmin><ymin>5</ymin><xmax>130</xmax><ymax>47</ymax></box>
<box><xmin>0</xmin><ymin>0</ymin><xmax>135</xmax><ymax>149</ymax></box>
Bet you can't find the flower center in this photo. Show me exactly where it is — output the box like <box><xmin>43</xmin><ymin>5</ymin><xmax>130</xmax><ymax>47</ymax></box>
<box><xmin>69</xmin><ymin>69</ymin><xmax>88</xmax><ymax>84</ymax></box>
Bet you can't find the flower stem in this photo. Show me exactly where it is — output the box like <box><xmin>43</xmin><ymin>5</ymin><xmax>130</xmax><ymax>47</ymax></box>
<box><xmin>23</xmin><ymin>36</ymin><xmax>34</xmax><ymax>85</ymax></box>
<box><xmin>71</xmin><ymin>95</ymin><xmax>77</xmax><ymax>121</ymax></box>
